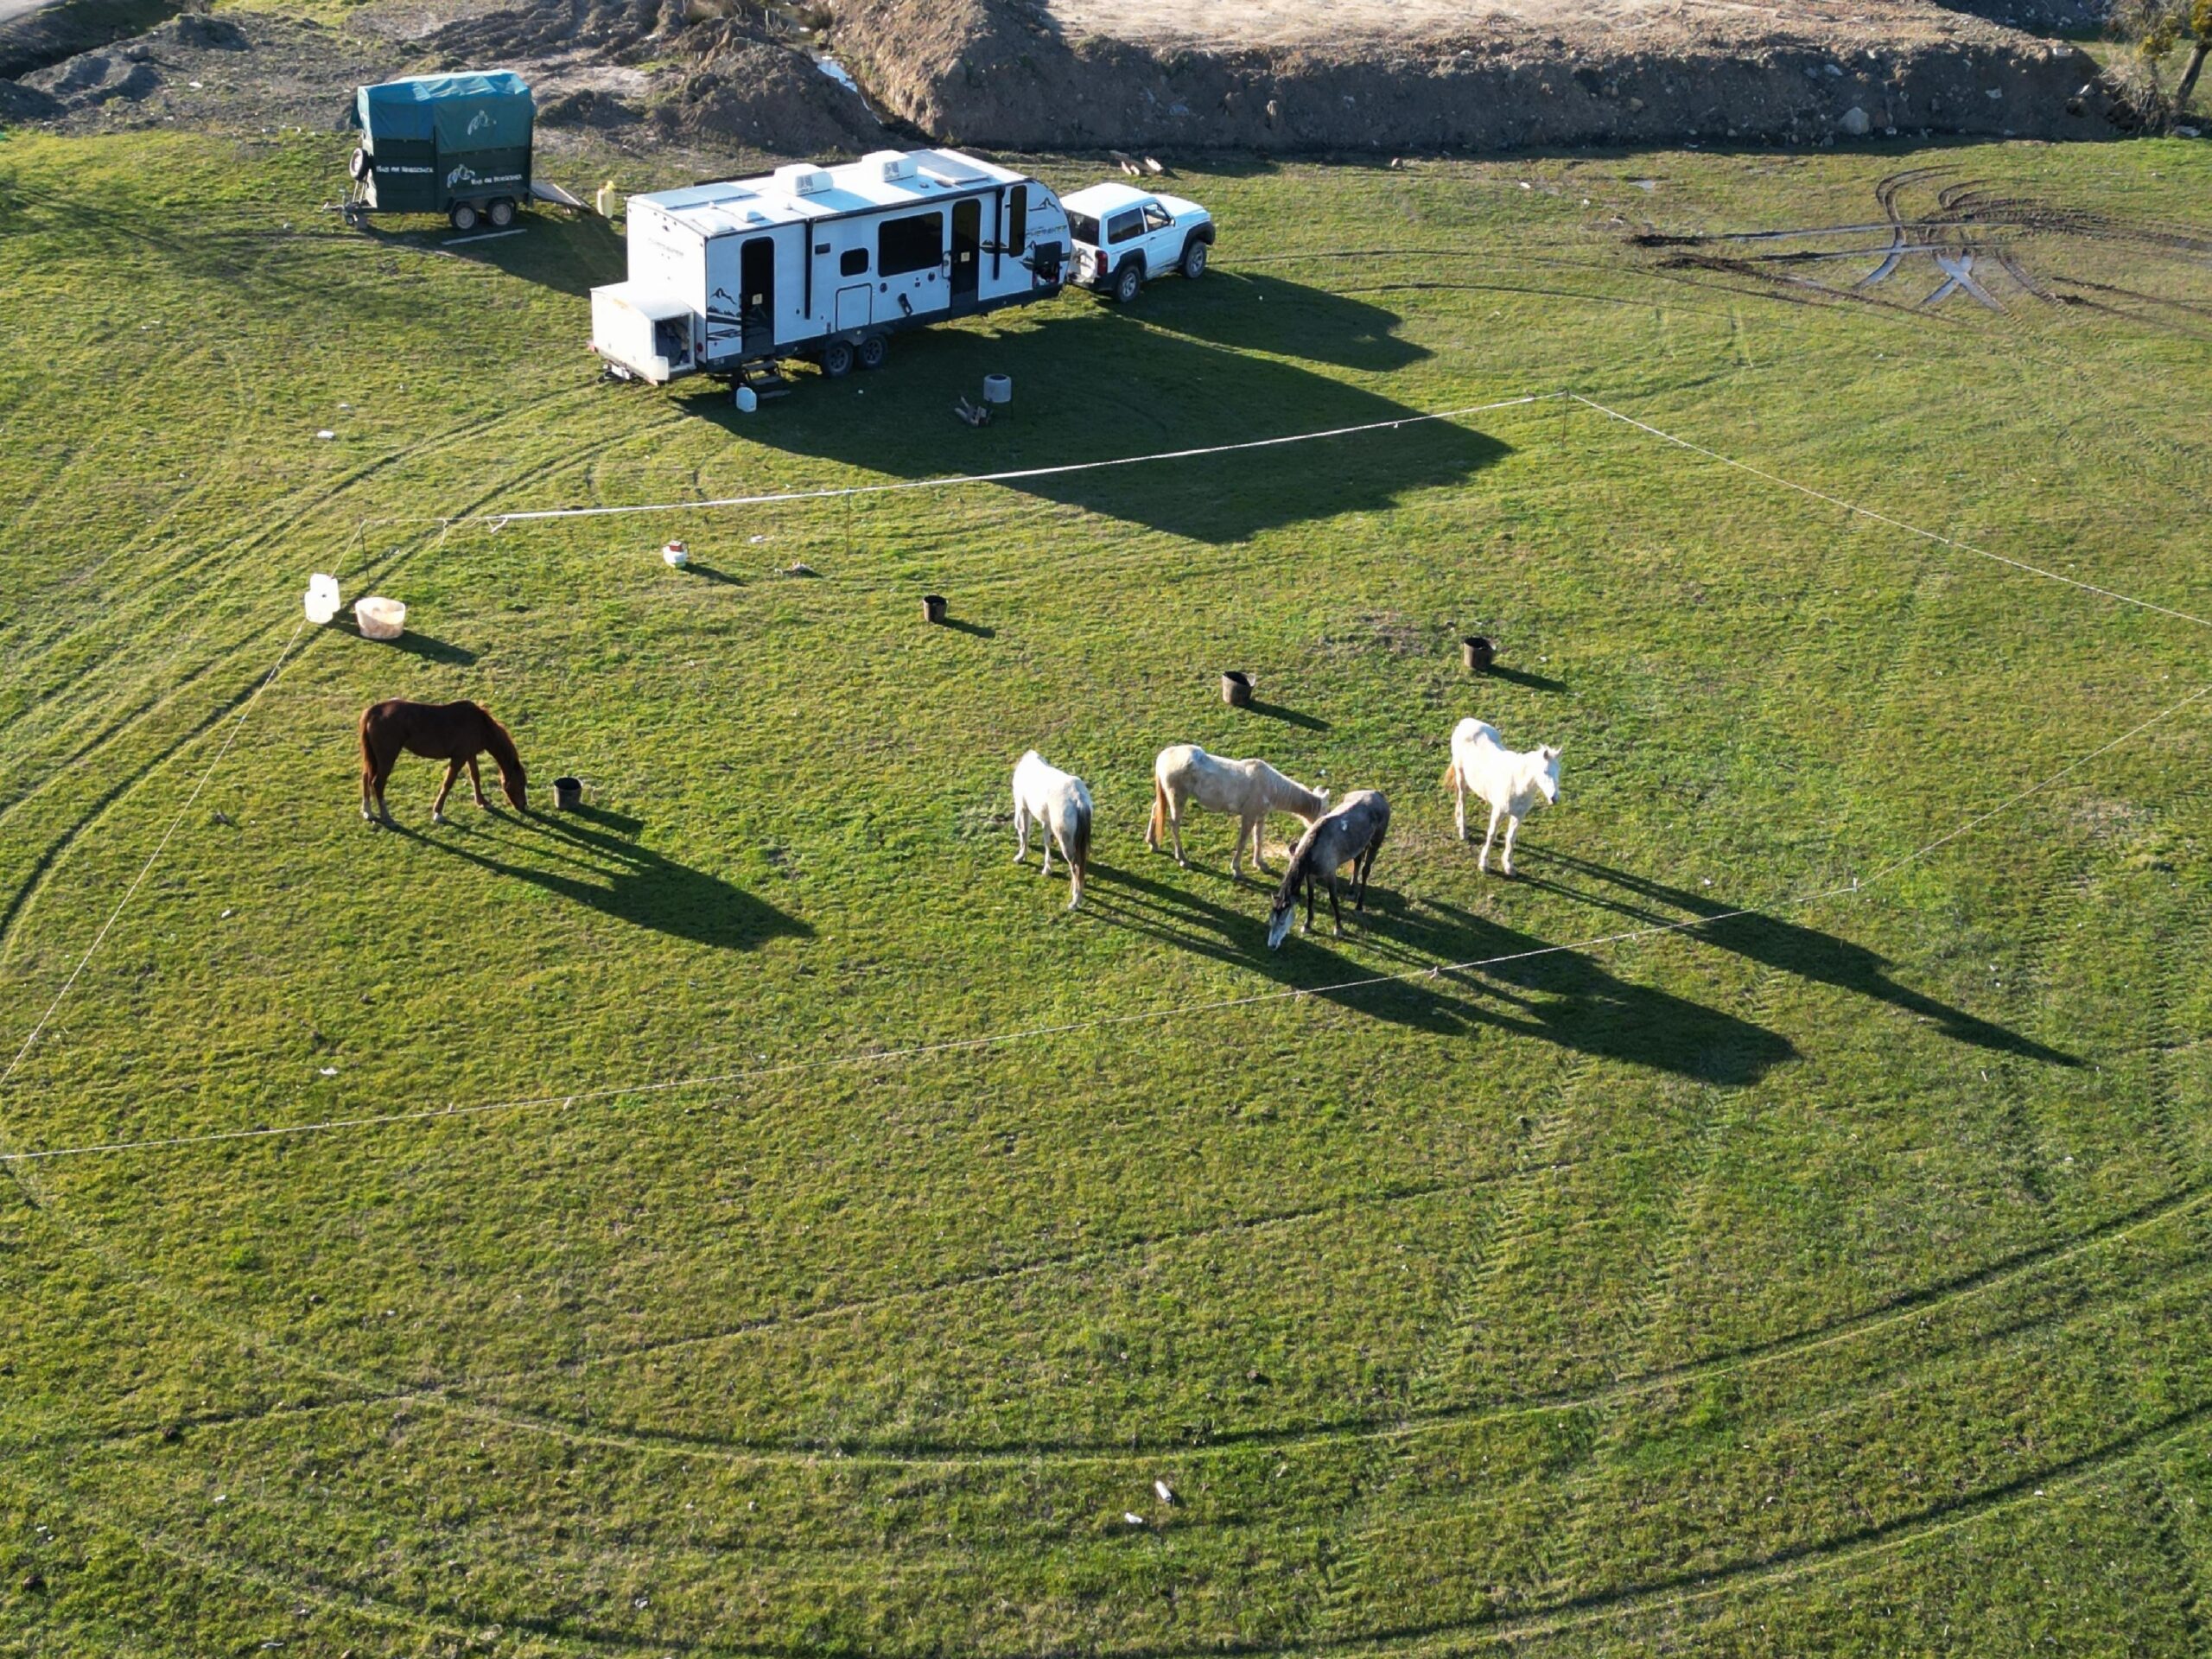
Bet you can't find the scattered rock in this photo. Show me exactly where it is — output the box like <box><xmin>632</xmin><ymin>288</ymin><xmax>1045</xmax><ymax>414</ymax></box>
<box><xmin>1839</xmin><ymin>104</ymin><xmax>1872</xmax><ymax>135</ymax></box>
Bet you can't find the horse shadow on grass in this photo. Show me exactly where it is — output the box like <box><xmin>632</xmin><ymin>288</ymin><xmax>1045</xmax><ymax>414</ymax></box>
<box><xmin>688</xmin><ymin>317</ymin><xmax>1509</xmax><ymax>545</ymax></box>
<box><xmin>393</xmin><ymin>810</ymin><xmax>809</xmax><ymax>952</ymax></box>
<box><xmin>1510</xmin><ymin>849</ymin><xmax>2080</xmax><ymax>1069</ymax></box>
<box><xmin>1077</xmin><ymin>857</ymin><xmax>1793</xmax><ymax>1085</ymax></box>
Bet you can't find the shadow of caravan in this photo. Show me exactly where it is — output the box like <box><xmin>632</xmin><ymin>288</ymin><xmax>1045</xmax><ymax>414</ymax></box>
<box><xmin>697</xmin><ymin>318</ymin><xmax>1510</xmax><ymax>544</ymax></box>
<box><xmin>591</xmin><ymin>148</ymin><xmax>1077</xmax><ymax>387</ymax></box>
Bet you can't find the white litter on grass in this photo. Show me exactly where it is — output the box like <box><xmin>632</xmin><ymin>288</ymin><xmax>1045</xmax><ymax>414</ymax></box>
<box><xmin>747</xmin><ymin>534</ymin><xmax>767</xmax><ymax>543</ymax></box>
<box><xmin>1154</xmin><ymin>1480</ymin><xmax>1176</xmax><ymax>1505</ymax></box>
<box><xmin>304</xmin><ymin>573</ymin><xmax>340</xmax><ymax>625</ymax></box>
<box><xmin>188</xmin><ymin>79</ymin><xmax>201</xmax><ymax>88</ymax></box>
<box><xmin>318</xmin><ymin>1067</ymin><xmax>338</xmax><ymax>1077</ymax></box>
<box><xmin>315</xmin><ymin>429</ymin><xmax>336</xmax><ymax>441</ymax></box>
<box><xmin>220</xmin><ymin>908</ymin><xmax>234</xmax><ymax>919</ymax></box>
<box><xmin>1122</xmin><ymin>1512</ymin><xmax>1146</xmax><ymax>1527</ymax></box>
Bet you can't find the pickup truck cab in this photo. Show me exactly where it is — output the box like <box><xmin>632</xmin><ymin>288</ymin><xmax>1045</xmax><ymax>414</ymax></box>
<box><xmin>1063</xmin><ymin>182</ymin><xmax>1215</xmax><ymax>304</ymax></box>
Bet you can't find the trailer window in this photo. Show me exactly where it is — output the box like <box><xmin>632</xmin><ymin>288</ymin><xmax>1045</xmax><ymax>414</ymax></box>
<box><xmin>1007</xmin><ymin>185</ymin><xmax>1028</xmax><ymax>251</ymax></box>
<box><xmin>878</xmin><ymin>211</ymin><xmax>943</xmax><ymax>276</ymax></box>
<box><xmin>1067</xmin><ymin>210</ymin><xmax>1100</xmax><ymax>246</ymax></box>
<box><xmin>839</xmin><ymin>247</ymin><xmax>868</xmax><ymax>276</ymax></box>
<box><xmin>1106</xmin><ymin>209</ymin><xmax>1142</xmax><ymax>244</ymax></box>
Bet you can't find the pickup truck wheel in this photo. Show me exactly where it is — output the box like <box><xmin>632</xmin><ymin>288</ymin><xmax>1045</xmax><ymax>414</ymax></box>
<box><xmin>819</xmin><ymin>339</ymin><xmax>856</xmax><ymax>378</ymax></box>
<box><xmin>855</xmin><ymin>334</ymin><xmax>888</xmax><ymax>371</ymax></box>
<box><xmin>487</xmin><ymin>197</ymin><xmax>517</xmax><ymax>228</ymax></box>
<box><xmin>448</xmin><ymin>201</ymin><xmax>480</xmax><ymax>232</ymax></box>
<box><xmin>1110</xmin><ymin>259</ymin><xmax>1144</xmax><ymax>305</ymax></box>
<box><xmin>1179</xmin><ymin>238</ymin><xmax>1209</xmax><ymax>280</ymax></box>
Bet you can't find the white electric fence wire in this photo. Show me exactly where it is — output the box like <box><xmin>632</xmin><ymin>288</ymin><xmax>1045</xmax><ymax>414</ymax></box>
<box><xmin>0</xmin><ymin>620</ymin><xmax>309</xmax><ymax>1097</ymax></box>
<box><xmin>1571</xmin><ymin>393</ymin><xmax>2212</xmax><ymax>632</ymax></box>
<box><xmin>7</xmin><ymin>675</ymin><xmax>2205</xmax><ymax>1166</ymax></box>
<box><xmin>464</xmin><ymin>393</ymin><xmax>1561</xmax><ymax>528</ymax></box>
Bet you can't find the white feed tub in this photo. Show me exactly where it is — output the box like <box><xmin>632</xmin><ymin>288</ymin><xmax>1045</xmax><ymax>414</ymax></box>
<box><xmin>354</xmin><ymin>596</ymin><xmax>407</xmax><ymax>641</ymax></box>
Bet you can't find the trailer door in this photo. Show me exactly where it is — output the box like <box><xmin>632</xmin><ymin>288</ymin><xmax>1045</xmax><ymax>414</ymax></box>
<box><xmin>950</xmin><ymin>198</ymin><xmax>981</xmax><ymax>309</ymax></box>
<box><xmin>874</xmin><ymin>208</ymin><xmax>945</xmax><ymax>326</ymax></box>
<box><xmin>740</xmin><ymin>236</ymin><xmax>776</xmax><ymax>359</ymax></box>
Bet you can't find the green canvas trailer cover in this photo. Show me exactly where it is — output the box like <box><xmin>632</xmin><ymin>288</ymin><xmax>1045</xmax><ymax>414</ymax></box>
<box><xmin>353</xmin><ymin>73</ymin><xmax>533</xmax><ymax>215</ymax></box>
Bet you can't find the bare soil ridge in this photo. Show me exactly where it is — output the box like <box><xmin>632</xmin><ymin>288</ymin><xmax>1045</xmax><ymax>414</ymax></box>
<box><xmin>830</xmin><ymin>0</ymin><xmax>2116</xmax><ymax>150</ymax></box>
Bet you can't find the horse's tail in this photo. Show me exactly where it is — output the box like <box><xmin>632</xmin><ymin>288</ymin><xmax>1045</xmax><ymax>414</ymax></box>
<box><xmin>1069</xmin><ymin>794</ymin><xmax>1092</xmax><ymax>903</ymax></box>
<box><xmin>359</xmin><ymin>702</ymin><xmax>385</xmax><ymax>778</ymax></box>
<box><xmin>1147</xmin><ymin>774</ymin><xmax>1166</xmax><ymax>849</ymax></box>
<box><xmin>1441</xmin><ymin>758</ymin><xmax>1460</xmax><ymax>791</ymax></box>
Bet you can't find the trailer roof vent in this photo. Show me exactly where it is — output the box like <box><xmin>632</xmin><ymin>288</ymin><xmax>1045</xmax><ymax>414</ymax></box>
<box><xmin>774</xmin><ymin>163</ymin><xmax>835</xmax><ymax>197</ymax></box>
<box><xmin>868</xmin><ymin>150</ymin><xmax>919</xmax><ymax>182</ymax></box>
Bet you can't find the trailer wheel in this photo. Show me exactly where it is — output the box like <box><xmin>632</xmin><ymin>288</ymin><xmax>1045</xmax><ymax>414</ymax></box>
<box><xmin>1179</xmin><ymin>237</ymin><xmax>1209</xmax><ymax>280</ymax></box>
<box><xmin>449</xmin><ymin>201</ymin><xmax>480</xmax><ymax>232</ymax></box>
<box><xmin>348</xmin><ymin>147</ymin><xmax>370</xmax><ymax>182</ymax></box>
<box><xmin>1110</xmin><ymin>258</ymin><xmax>1144</xmax><ymax>305</ymax></box>
<box><xmin>487</xmin><ymin>197</ymin><xmax>517</xmax><ymax>229</ymax></box>
<box><xmin>855</xmin><ymin>334</ymin><xmax>888</xmax><ymax>372</ymax></box>
<box><xmin>819</xmin><ymin>339</ymin><xmax>856</xmax><ymax>378</ymax></box>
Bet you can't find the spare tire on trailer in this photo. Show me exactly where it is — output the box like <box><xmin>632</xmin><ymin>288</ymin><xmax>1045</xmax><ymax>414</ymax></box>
<box><xmin>348</xmin><ymin>147</ymin><xmax>370</xmax><ymax>182</ymax></box>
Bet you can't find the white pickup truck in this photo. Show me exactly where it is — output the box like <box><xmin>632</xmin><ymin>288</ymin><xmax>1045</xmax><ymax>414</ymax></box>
<box><xmin>1062</xmin><ymin>182</ymin><xmax>1215</xmax><ymax>304</ymax></box>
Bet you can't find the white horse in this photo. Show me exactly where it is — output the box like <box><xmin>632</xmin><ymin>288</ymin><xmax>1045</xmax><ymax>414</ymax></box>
<box><xmin>1443</xmin><ymin>717</ymin><xmax>1560</xmax><ymax>875</ymax></box>
<box><xmin>1146</xmin><ymin>743</ymin><xmax>1329</xmax><ymax>877</ymax></box>
<box><xmin>1012</xmin><ymin>749</ymin><xmax>1093</xmax><ymax>909</ymax></box>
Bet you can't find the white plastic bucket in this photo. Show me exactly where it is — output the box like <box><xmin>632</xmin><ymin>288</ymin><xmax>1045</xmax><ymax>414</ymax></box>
<box><xmin>354</xmin><ymin>596</ymin><xmax>406</xmax><ymax>640</ymax></box>
<box><xmin>734</xmin><ymin>384</ymin><xmax>759</xmax><ymax>414</ymax></box>
<box><xmin>305</xmin><ymin>573</ymin><xmax>341</xmax><ymax>626</ymax></box>
<box><xmin>663</xmin><ymin>540</ymin><xmax>690</xmax><ymax>569</ymax></box>
<box><xmin>982</xmin><ymin>373</ymin><xmax>1012</xmax><ymax>405</ymax></box>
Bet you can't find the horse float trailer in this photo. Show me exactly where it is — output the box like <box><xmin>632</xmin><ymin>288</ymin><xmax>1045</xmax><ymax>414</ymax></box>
<box><xmin>347</xmin><ymin>72</ymin><xmax>535</xmax><ymax>232</ymax></box>
<box><xmin>588</xmin><ymin>149</ymin><xmax>1071</xmax><ymax>391</ymax></box>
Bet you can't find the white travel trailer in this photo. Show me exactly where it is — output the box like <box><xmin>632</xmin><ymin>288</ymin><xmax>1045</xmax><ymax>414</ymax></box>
<box><xmin>589</xmin><ymin>148</ymin><xmax>1071</xmax><ymax>387</ymax></box>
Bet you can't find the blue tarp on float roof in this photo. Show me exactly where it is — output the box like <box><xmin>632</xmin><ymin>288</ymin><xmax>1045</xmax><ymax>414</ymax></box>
<box><xmin>356</xmin><ymin>73</ymin><xmax>534</xmax><ymax>150</ymax></box>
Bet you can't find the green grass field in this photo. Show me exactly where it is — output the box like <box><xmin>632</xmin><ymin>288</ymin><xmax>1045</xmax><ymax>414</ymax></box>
<box><xmin>3</xmin><ymin>125</ymin><xmax>2211</xmax><ymax>1656</ymax></box>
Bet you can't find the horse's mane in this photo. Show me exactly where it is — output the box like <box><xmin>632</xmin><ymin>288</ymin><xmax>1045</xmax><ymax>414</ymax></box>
<box><xmin>1273</xmin><ymin>818</ymin><xmax>1324</xmax><ymax>908</ymax></box>
<box><xmin>477</xmin><ymin>704</ymin><xmax>524</xmax><ymax>779</ymax></box>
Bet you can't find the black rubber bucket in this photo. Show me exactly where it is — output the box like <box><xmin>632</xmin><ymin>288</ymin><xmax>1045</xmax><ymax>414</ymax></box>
<box><xmin>922</xmin><ymin>594</ymin><xmax>948</xmax><ymax>625</ymax></box>
<box><xmin>1221</xmin><ymin>671</ymin><xmax>1253</xmax><ymax>709</ymax></box>
<box><xmin>1462</xmin><ymin>635</ymin><xmax>1495</xmax><ymax>673</ymax></box>
<box><xmin>552</xmin><ymin>776</ymin><xmax>582</xmax><ymax>810</ymax></box>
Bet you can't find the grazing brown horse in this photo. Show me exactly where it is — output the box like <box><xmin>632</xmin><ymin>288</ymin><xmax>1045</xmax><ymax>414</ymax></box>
<box><xmin>359</xmin><ymin>699</ymin><xmax>526</xmax><ymax>825</ymax></box>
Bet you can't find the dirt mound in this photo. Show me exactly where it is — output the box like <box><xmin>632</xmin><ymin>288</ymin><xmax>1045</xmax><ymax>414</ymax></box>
<box><xmin>419</xmin><ymin>0</ymin><xmax>880</xmax><ymax>146</ymax></box>
<box><xmin>16</xmin><ymin>10</ymin><xmax>393</xmax><ymax>129</ymax></box>
<box><xmin>4</xmin><ymin>0</ymin><xmax>879</xmax><ymax>151</ymax></box>
<box><xmin>828</xmin><ymin>0</ymin><xmax>2114</xmax><ymax>150</ymax></box>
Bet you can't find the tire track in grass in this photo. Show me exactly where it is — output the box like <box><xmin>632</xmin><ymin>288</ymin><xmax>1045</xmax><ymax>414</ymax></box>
<box><xmin>0</xmin><ymin>415</ymin><xmax>675</xmax><ymax>1008</ymax></box>
<box><xmin>2142</xmin><ymin>777</ymin><xmax>2212</xmax><ymax>1189</ymax></box>
<box><xmin>17</xmin><ymin>1146</ymin><xmax>2212</xmax><ymax>1470</ymax></box>
<box><xmin>1307</xmin><ymin>1051</ymin><xmax>1607</xmax><ymax>1639</ymax></box>
<box><xmin>0</xmin><ymin>676</ymin><xmax>263</xmax><ymax>963</ymax></box>
<box><xmin>17</xmin><ymin>1218</ymin><xmax>2212</xmax><ymax>1634</ymax></box>
<box><xmin>0</xmin><ymin>1451</ymin><xmax>705</xmax><ymax>1659</ymax></box>
<box><xmin>0</xmin><ymin>381</ymin><xmax>626</xmax><ymax>796</ymax></box>
<box><xmin>1095</xmin><ymin>1400</ymin><xmax>2212</xmax><ymax>1659</ymax></box>
<box><xmin>2142</xmin><ymin>1462</ymin><xmax>2212</xmax><ymax>1656</ymax></box>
